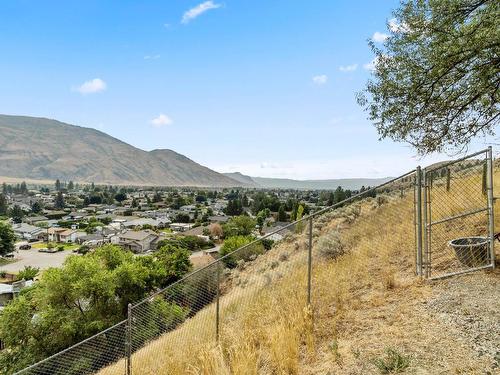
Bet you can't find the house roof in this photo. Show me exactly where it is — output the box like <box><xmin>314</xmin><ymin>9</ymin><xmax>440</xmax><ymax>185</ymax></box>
<box><xmin>183</xmin><ymin>226</ymin><xmax>207</xmax><ymax>236</ymax></box>
<box><xmin>123</xmin><ymin>218</ymin><xmax>160</xmax><ymax>227</ymax></box>
<box><xmin>13</xmin><ymin>223</ymin><xmax>43</xmax><ymax>234</ymax></box>
<box><xmin>119</xmin><ymin>230</ymin><xmax>158</xmax><ymax>241</ymax></box>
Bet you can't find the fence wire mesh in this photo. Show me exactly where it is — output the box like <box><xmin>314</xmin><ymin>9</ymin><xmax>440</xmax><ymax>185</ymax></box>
<box><xmin>16</xmin><ymin>321</ymin><xmax>127</xmax><ymax>375</ymax></box>
<box><xmin>12</xmin><ymin>153</ymin><xmax>493</xmax><ymax>374</ymax></box>
<box><xmin>13</xmin><ymin>171</ymin><xmax>419</xmax><ymax>375</ymax></box>
<box><xmin>422</xmin><ymin>148</ymin><xmax>495</xmax><ymax>279</ymax></box>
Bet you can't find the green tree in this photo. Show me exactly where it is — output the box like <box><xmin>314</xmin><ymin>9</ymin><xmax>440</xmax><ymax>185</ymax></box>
<box><xmin>0</xmin><ymin>244</ymin><xmax>191</xmax><ymax>374</ymax></box>
<box><xmin>155</xmin><ymin>244</ymin><xmax>192</xmax><ymax>286</ymax></box>
<box><xmin>225</xmin><ymin>199</ymin><xmax>243</xmax><ymax>216</ymax></box>
<box><xmin>8</xmin><ymin>205</ymin><xmax>25</xmax><ymax>223</ymax></box>
<box><xmin>358</xmin><ymin>0</ymin><xmax>500</xmax><ymax>154</ymax></box>
<box><xmin>256</xmin><ymin>210</ymin><xmax>266</xmax><ymax>229</ymax></box>
<box><xmin>0</xmin><ymin>194</ymin><xmax>7</xmax><ymax>216</ymax></box>
<box><xmin>219</xmin><ymin>235</ymin><xmax>264</xmax><ymax>268</ymax></box>
<box><xmin>222</xmin><ymin>215</ymin><xmax>256</xmax><ymax>237</ymax></box>
<box><xmin>114</xmin><ymin>192</ymin><xmax>127</xmax><ymax>203</ymax></box>
<box><xmin>54</xmin><ymin>191</ymin><xmax>65</xmax><ymax>209</ymax></box>
<box><xmin>277</xmin><ymin>205</ymin><xmax>287</xmax><ymax>222</ymax></box>
<box><xmin>67</xmin><ymin>181</ymin><xmax>74</xmax><ymax>190</ymax></box>
<box><xmin>31</xmin><ymin>201</ymin><xmax>42</xmax><ymax>214</ymax></box>
<box><xmin>55</xmin><ymin>179</ymin><xmax>61</xmax><ymax>191</ymax></box>
<box><xmin>295</xmin><ymin>204</ymin><xmax>305</xmax><ymax>233</ymax></box>
<box><xmin>20</xmin><ymin>181</ymin><xmax>27</xmax><ymax>195</ymax></box>
<box><xmin>0</xmin><ymin>222</ymin><xmax>15</xmax><ymax>256</ymax></box>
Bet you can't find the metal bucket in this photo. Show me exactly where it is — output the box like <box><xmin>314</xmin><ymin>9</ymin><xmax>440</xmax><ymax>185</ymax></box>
<box><xmin>448</xmin><ymin>237</ymin><xmax>489</xmax><ymax>267</ymax></box>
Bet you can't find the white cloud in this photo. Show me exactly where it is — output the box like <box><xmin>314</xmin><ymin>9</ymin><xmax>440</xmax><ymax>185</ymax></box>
<box><xmin>363</xmin><ymin>56</ymin><xmax>380</xmax><ymax>71</ymax></box>
<box><xmin>181</xmin><ymin>1</ymin><xmax>221</xmax><ymax>24</ymax></box>
<box><xmin>74</xmin><ymin>78</ymin><xmax>107</xmax><ymax>94</ymax></box>
<box><xmin>339</xmin><ymin>64</ymin><xmax>358</xmax><ymax>72</ymax></box>
<box><xmin>388</xmin><ymin>18</ymin><xmax>410</xmax><ymax>33</ymax></box>
<box><xmin>312</xmin><ymin>75</ymin><xmax>328</xmax><ymax>85</ymax></box>
<box><xmin>372</xmin><ymin>31</ymin><xmax>389</xmax><ymax>43</ymax></box>
<box><xmin>151</xmin><ymin>114</ymin><xmax>173</xmax><ymax>128</ymax></box>
<box><xmin>144</xmin><ymin>54</ymin><xmax>161</xmax><ymax>60</ymax></box>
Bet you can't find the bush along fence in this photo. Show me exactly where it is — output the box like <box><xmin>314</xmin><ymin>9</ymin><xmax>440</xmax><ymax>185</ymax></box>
<box><xmin>14</xmin><ymin>149</ymin><xmax>496</xmax><ymax>374</ymax></box>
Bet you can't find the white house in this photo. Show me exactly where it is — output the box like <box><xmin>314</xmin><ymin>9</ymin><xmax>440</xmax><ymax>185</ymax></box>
<box><xmin>12</xmin><ymin>223</ymin><xmax>44</xmax><ymax>241</ymax></box>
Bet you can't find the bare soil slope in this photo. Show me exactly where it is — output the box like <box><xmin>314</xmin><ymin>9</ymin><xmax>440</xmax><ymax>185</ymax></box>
<box><xmin>0</xmin><ymin>114</ymin><xmax>240</xmax><ymax>187</ymax></box>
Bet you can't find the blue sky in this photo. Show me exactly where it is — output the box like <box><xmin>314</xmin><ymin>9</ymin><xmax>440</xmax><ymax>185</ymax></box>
<box><xmin>0</xmin><ymin>1</ymin><xmax>494</xmax><ymax>179</ymax></box>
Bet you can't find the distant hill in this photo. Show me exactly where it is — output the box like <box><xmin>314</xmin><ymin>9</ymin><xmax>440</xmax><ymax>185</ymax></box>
<box><xmin>0</xmin><ymin>115</ymin><xmax>241</xmax><ymax>187</ymax></box>
<box><xmin>222</xmin><ymin>172</ymin><xmax>259</xmax><ymax>187</ymax></box>
<box><xmin>223</xmin><ymin>172</ymin><xmax>392</xmax><ymax>190</ymax></box>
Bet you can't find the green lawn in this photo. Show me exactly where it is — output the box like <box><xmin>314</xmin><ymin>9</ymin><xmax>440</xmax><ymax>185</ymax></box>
<box><xmin>32</xmin><ymin>242</ymin><xmax>79</xmax><ymax>251</ymax></box>
<box><xmin>0</xmin><ymin>257</ymin><xmax>16</xmax><ymax>266</ymax></box>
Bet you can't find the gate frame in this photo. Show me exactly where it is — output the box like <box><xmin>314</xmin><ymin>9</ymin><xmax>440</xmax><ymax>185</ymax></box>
<box><xmin>416</xmin><ymin>147</ymin><xmax>496</xmax><ymax>280</ymax></box>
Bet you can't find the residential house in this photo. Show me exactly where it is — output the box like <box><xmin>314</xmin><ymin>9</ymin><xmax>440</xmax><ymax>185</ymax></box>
<box><xmin>0</xmin><ymin>280</ymin><xmax>34</xmax><ymax>311</ymax></box>
<box><xmin>23</xmin><ymin>216</ymin><xmax>49</xmax><ymax>225</ymax></box>
<box><xmin>12</xmin><ymin>223</ymin><xmax>44</xmax><ymax>241</ymax></box>
<box><xmin>47</xmin><ymin>228</ymin><xmax>84</xmax><ymax>243</ymax></box>
<box><xmin>118</xmin><ymin>230</ymin><xmax>159</xmax><ymax>253</ymax></box>
<box><xmin>170</xmin><ymin>223</ymin><xmax>195</xmax><ymax>232</ymax></box>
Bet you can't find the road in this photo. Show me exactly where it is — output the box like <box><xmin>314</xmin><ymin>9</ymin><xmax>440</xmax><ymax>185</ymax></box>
<box><xmin>0</xmin><ymin>248</ymin><xmax>77</xmax><ymax>274</ymax></box>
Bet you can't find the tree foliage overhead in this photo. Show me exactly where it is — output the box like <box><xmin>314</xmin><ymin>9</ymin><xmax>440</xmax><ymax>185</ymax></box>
<box><xmin>358</xmin><ymin>0</ymin><xmax>500</xmax><ymax>154</ymax></box>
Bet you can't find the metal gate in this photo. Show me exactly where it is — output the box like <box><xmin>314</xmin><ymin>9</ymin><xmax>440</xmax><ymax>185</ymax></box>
<box><xmin>415</xmin><ymin>147</ymin><xmax>496</xmax><ymax>280</ymax></box>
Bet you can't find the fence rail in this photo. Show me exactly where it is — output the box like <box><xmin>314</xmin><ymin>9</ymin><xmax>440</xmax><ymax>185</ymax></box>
<box><xmin>13</xmin><ymin>150</ymin><xmax>495</xmax><ymax>374</ymax></box>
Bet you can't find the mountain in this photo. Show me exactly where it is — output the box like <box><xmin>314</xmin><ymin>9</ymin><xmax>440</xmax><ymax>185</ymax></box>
<box><xmin>0</xmin><ymin>115</ymin><xmax>241</xmax><ymax>187</ymax></box>
<box><xmin>221</xmin><ymin>172</ymin><xmax>259</xmax><ymax>187</ymax></box>
<box><xmin>223</xmin><ymin>172</ymin><xmax>392</xmax><ymax>190</ymax></box>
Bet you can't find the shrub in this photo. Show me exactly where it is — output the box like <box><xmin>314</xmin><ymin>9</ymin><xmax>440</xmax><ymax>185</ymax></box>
<box><xmin>373</xmin><ymin>348</ymin><xmax>410</xmax><ymax>374</ymax></box>
<box><xmin>315</xmin><ymin>231</ymin><xmax>345</xmax><ymax>260</ymax></box>
<box><xmin>278</xmin><ymin>252</ymin><xmax>289</xmax><ymax>262</ymax></box>
<box><xmin>377</xmin><ymin>195</ymin><xmax>389</xmax><ymax>207</ymax></box>
<box><xmin>261</xmin><ymin>238</ymin><xmax>274</xmax><ymax>250</ymax></box>
<box><xmin>57</xmin><ymin>245</ymin><xmax>64</xmax><ymax>252</ymax></box>
<box><xmin>17</xmin><ymin>266</ymin><xmax>39</xmax><ymax>281</ymax></box>
<box><xmin>77</xmin><ymin>245</ymin><xmax>90</xmax><ymax>255</ymax></box>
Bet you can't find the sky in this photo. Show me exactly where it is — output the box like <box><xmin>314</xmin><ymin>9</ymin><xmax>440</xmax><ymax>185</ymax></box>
<box><xmin>0</xmin><ymin>1</ymin><xmax>496</xmax><ymax>180</ymax></box>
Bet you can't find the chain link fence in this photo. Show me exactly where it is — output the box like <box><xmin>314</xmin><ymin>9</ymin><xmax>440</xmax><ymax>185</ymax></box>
<box><xmin>12</xmin><ymin>151</ymin><xmax>495</xmax><ymax>374</ymax></box>
<box><xmin>416</xmin><ymin>148</ymin><xmax>496</xmax><ymax>279</ymax></box>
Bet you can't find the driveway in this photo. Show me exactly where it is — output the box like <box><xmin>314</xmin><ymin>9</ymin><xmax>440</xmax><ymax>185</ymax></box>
<box><xmin>0</xmin><ymin>248</ymin><xmax>77</xmax><ymax>273</ymax></box>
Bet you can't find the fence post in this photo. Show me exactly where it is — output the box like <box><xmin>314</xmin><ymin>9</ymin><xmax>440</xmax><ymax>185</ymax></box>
<box><xmin>126</xmin><ymin>303</ymin><xmax>131</xmax><ymax>375</ymax></box>
<box><xmin>307</xmin><ymin>216</ymin><xmax>313</xmax><ymax>306</ymax></box>
<box><xmin>487</xmin><ymin>146</ymin><xmax>496</xmax><ymax>269</ymax></box>
<box><xmin>416</xmin><ymin>167</ymin><xmax>423</xmax><ymax>276</ymax></box>
<box><xmin>216</xmin><ymin>264</ymin><xmax>220</xmax><ymax>342</ymax></box>
<box><xmin>422</xmin><ymin>169</ymin><xmax>430</xmax><ymax>278</ymax></box>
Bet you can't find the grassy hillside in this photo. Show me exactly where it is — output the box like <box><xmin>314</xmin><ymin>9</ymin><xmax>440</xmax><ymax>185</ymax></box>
<box><xmin>0</xmin><ymin>115</ymin><xmax>241</xmax><ymax>187</ymax></box>
<box><xmin>95</xmin><ymin>164</ymin><xmax>499</xmax><ymax>374</ymax></box>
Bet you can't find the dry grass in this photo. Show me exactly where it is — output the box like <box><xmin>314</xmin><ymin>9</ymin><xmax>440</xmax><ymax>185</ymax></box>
<box><xmin>99</xmin><ymin>167</ymin><xmax>500</xmax><ymax>374</ymax></box>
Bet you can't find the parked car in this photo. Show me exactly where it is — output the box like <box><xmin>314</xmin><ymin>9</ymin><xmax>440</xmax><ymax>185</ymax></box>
<box><xmin>19</xmin><ymin>244</ymin><xmax>31</xmax><ymax>250</ymax></box>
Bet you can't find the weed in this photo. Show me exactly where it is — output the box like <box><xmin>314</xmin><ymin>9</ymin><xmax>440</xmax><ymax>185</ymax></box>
<box><xmin>373</xmin><ymin>348</ymin><xmax>410</xmax><ymax>374</ymax></box>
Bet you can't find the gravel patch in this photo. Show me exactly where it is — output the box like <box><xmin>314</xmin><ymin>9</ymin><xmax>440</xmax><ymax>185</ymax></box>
<box><xmin>424</xmin><ymin>270</ymin><xmax>500</xmax><ymax>372</ymax></box>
